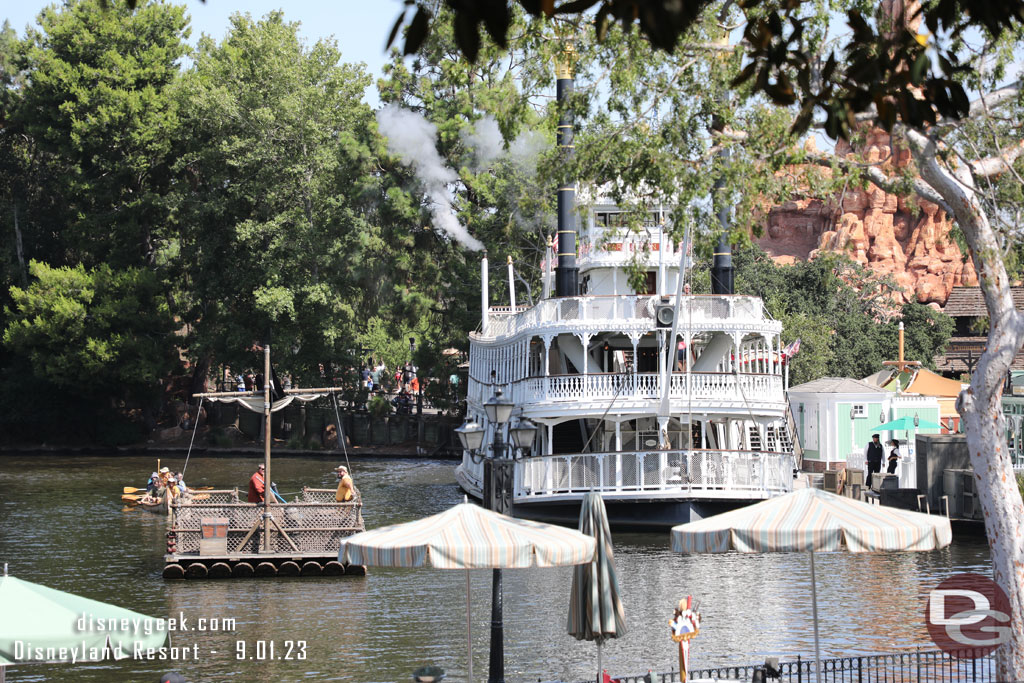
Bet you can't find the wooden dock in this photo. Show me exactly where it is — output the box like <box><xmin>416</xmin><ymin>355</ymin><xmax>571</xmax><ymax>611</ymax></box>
<box><xmin>163</xmin><ymin>488</ymin><xmax>365</xmax><ymax>580</ymax></box>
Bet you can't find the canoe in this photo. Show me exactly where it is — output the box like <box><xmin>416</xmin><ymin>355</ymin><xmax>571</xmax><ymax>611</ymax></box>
<box><xmin>136</xmin><ymin>493</ymin><xmax>171</xmax><ymax>515</ymax></box>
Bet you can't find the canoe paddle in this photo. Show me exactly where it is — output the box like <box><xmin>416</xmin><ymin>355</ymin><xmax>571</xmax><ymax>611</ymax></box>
<box><xmin>124</xmin><ymin>485</ymin><xmax>214</xmax><ymax>493</ymax></box>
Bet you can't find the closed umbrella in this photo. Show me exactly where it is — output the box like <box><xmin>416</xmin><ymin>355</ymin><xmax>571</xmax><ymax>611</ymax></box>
<box><xmin>0</xmin><ymin>569</ymin><xmax>169</xmax><ymax>681</ymax></box>
<box><xmin>340</xmin><ymin>501</ymin><xmax>596</xmax><ymax>681</ymax></box>
<box><xmin>568</xmin><ymin>492</ymin><xmax>626</xmax><ymax>683</ymax></box>
<box><xmin>671</xmin><ymin>487</ymin><xmax>951</xmax><ymax>683</ymax></box>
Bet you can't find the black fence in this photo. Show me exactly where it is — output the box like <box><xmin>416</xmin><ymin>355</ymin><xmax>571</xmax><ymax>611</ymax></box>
<box><xmin>592</xmin><ymin>648</ymin><xmax>998</xmax><ymax>683</ymax></box>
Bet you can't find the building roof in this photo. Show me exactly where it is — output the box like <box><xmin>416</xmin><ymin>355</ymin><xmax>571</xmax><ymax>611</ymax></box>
<box><xmin>943</xmin><ymin>286</ymin><xmax>1024</xmax><ymax>317</ymax></box>
<box><xmin>905</xmin><ymin>367</ymin><xmax>966</xmax><ymax>398</ymax></box>
<box><xmin>788</xmin><ymin>377</ymin><xmax>891</xmax><ymax>395</ymax></box>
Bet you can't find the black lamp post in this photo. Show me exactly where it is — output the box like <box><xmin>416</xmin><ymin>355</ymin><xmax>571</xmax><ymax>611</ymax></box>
<box><xmin>455</xmin><ymin>389</ymin><xmax>536</xmax><ymax>683</ymax></box>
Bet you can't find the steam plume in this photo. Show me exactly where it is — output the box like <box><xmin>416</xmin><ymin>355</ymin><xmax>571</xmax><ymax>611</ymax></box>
<box><xmin>376</xmin><ymin>105</ymin><xmax>484</xmax><ymax>251</ymax></box>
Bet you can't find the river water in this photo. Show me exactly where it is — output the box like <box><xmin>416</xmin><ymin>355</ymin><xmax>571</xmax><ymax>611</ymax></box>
<box><xmin>0</xmin><ymin>454</ymin><xmax>990</xmax><ymax>682</ymax></box>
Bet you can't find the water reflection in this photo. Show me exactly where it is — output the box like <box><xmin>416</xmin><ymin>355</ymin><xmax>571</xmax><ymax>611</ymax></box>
<box><xmin>0</xmin><ymin>455</ymin><xmax>990</xmax><ymax>682</ymax></box>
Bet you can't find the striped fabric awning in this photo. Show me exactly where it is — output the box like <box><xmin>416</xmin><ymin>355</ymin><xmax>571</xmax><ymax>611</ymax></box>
<box><xmin>339</xmin><ymin>502</ymin><xmax>596</xmax><ymax>569</ymax></box>
<box><xmin>671</xmin><ymin>487</ymin><xmax>952</xmax><ymax>554</ymax></box>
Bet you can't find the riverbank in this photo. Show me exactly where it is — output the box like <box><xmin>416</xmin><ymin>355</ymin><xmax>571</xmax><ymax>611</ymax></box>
<box><xmin>0</xmin><ymin>404</ymin><xmax>462</xmax><ymax>459</ymax></box>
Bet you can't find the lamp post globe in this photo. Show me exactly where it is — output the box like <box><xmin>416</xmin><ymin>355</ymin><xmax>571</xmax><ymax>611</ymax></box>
<box><xmin>510</xmin><ymin>417</ymin><xmax>538</xmax><ymax>452</ymax></box>
<box><xmin>455</xmin><ymin>419</ymin><xmax>485</xmax><ymax>452</ymax></box>
<box><xmin>484</xmin><ymin>389</ymin><xmax>514</xmax><ymax>426</ymax></box>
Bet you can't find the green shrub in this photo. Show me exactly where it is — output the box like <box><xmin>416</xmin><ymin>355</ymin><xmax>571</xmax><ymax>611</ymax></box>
<box><xmin>206</xmin><ymin>428</ymin><xmax>234</xmax><ymax>448</ymax></box>
<box><xmin>368</xmin><ymin>394</ymin><xmax>392</xmax><ymax>419</ymax></box>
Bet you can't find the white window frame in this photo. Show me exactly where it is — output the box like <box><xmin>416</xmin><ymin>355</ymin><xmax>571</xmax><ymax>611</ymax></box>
<box><xmin>851</xmin><ymin>404</ymin><xmax>867</xmax><ymax>418</ymax></box>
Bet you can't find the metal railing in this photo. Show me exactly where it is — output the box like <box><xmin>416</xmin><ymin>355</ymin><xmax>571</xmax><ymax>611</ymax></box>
<box><xmin>583</xmin><ymin>648</ymin><xmax>997</xmax><ymax>683</ymax></box>
<box><xmin>468</xmin><ymin>372</ymin><xmax>784</xmax><ymax>408</ymax></box>
<box><xmin>502</xmin><ymin>449</ymin><xmax>795</xmax><ymax>499</ymax></box>
<box><xmin>518</xmin><ymin>372</ymin><xmax>782</xmax><ymax>405</ymax></box>
<box><xmin>480</xmin><ymin>295</ymin><xmax>769</xmax><ymax>338</ymax></box>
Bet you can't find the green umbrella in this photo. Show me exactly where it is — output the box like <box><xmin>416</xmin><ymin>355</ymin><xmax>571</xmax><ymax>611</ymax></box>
<box><xmin>875</xmin><ymin>416</ymin><xmax>942</xmax><ymax>431</ymax></box>
<box><xmin>568</xmin><ymin>492</ymin><xmax>626</xmax><ymax>683</ymax></box>
<box><xmin>0</xmin><ymin>572</ymin><xmax>168</xmax><ymax>670</ymax></box>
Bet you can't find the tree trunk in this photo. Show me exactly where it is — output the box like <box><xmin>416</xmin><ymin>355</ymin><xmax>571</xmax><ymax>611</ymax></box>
<box><xmin>12</xmin><ymin>203</ymin><xmax>27</xmax><ymax>287</ymax></box>
<box><xmin>908</xmin><ymin>128</ymin><xmax>1024</xmax><ymax>679</ymax></box>
<box><xmin>190</xmin><ymin>354</ymin><xmax>212</xmax><ymax>403</ymax></box>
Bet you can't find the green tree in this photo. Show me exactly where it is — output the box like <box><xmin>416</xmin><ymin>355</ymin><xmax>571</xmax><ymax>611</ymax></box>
<box><xmin>172</xmin><ymin>11</ymin><xmax>378</xmax><ymax>385</ymax></box>
<box><xmin>0</xmin><ymin>0</ymin><xmax>190</xmax><ymax>441</ymax></box>
<box><xmin>12</xmin><ymin>0</ymin><xmax>188</xmax><ymax>268</ymax></box>
<box><xmin>389</xmin><ymin>1</ymin><xmax>1024</xmax><ymax>138</ymax></box>
<box><xmin>373</xmin><ymin>6</ymin><xmax>554</xmax><ymax>379</ymax></box>
<box><xmin>3</xmin><ymin>260</ymin><xmax>178</xmax><ymax>441</ymax></box>
<box><xmin>729</xmin><ymin>246</ymin><xmax>953</xmax><ymax>385</ymax></box>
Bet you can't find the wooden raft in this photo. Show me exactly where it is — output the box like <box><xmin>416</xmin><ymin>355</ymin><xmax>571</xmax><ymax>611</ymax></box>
<box><xmin>163</xmin><ymin>488</ymin><xmax>366</xmax><ymax>579</ymax></box>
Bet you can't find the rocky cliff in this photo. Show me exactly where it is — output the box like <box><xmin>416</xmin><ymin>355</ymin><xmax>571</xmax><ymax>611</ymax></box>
<box><xmin>755</xmin><ymin>129</ymin><xmax>977</xmax><ymax>306</ymax></box>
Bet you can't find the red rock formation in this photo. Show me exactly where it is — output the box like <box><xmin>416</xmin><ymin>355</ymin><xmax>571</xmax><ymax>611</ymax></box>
<box><xmin>755</xmin><ymin>129</ymin><xmax>977</xmax><ymax>305</ymax></box>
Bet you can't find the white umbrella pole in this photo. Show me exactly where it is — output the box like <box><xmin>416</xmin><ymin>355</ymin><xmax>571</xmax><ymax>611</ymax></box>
<box><xmin>809</xmin><ymin>550</ymin><xmax>821</xmax><ymax>683</ymax></box>
<box><xmin>466</xmin><ymin>568</ymin><xmax>474</xmax><ymax>683</ymax></box>
<box><xmin>597</xmin><ymin>641</ymin><xmax>602</xmax><ymax>683</ymax></box>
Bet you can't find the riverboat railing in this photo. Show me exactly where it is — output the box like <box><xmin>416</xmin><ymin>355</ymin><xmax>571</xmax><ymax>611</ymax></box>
<box><xmin>171</xmin><ymin>488</ymin><xmax>363</xmax><ymax>555</ymax></box>
<box><xmin>588</xmin><ymin>648</ymin><xmax>996</xmax><ymax>683</ymax></box>
<box><xmin>505</xmin><ymin>449</ymin><xmax>794</xmax><ymax>499</ymax></box>
<box><xmin>513</xmin><ymin>372</ymin><xmax>782</xmax><ymax>406</ymax></box>
<box><xmin>482</xmin><ymin>294</ymin><xmax>769</xmax><ymax>338</ymax></box>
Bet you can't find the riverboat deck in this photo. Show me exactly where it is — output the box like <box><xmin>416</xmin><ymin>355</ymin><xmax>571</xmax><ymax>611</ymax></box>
<box><xmin>163</xmin><ymin>487</ymin><xmax>365</xmax><ymax>579</ymax></box>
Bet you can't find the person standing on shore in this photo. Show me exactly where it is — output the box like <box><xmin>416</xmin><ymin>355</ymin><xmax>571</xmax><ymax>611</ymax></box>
<box><xmin>864</xmin><ymin>434</ymin><xmax>883</xmax><ymax>481</ymax></box>
<box><xmin>248</xmin><ymin>464</ymin><xmax>266</xmax><ymax>503</ymax></box>
<box><xmin>887</xmin><ymin>439</ymin><xmax>901</xmax><ymax>474</ymax></box>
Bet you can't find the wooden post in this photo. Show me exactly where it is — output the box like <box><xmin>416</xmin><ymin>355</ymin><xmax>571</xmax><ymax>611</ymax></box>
<box><xmin>263</xmin><ymin>345</ymin><xmax>272</xmax><ymax>552</ymax></box>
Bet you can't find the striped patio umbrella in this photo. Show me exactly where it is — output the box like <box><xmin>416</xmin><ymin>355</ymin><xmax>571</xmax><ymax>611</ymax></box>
<box><xmin>568</xmin><ymin>493</ymin><xmax>626</xmax><ymax>683</ymax></box>
<box><xmin>339</xmin><ymin>501</ymin><xmax>596</xmax><ymax>681</ymax></box>
<box><xmin>671</xmin><ymin>487</ymin><xmax>951</xmax><ymax>683</ymax></box>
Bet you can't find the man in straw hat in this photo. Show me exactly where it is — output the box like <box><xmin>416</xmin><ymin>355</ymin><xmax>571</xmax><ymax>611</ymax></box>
<box><xmin>335</xmin><ymin>465</ymin><xmax>355</xmax><ymax>503</ymax></box>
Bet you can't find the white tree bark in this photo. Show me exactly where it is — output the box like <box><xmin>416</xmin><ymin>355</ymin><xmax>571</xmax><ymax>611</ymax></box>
<box><xmin>902</xmin><ymin>126</ymin><xmax>1024</xmax><ymax>679</ymax></box>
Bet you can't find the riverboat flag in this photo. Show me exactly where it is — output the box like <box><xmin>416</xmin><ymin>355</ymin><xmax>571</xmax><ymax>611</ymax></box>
<box><xmin>783</xmin><ymin>338</ymin><xmax>801</xmax><ymax>358</ymax></box>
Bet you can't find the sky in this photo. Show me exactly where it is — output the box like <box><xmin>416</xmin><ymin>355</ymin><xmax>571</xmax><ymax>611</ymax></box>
<box><xmin>3</xmin><ymin>1</ymin><xmax>403</xmax><ymax>105</ymax></box>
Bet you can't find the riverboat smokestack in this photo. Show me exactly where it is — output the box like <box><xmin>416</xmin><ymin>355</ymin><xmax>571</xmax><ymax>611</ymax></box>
<box><xmin>481</xmin><ymin>251</ymin><xmax>490</xmax><ymax>336</ymax></box>
<box><xmin>710</xmin><ymin>177</ymin><xmax>734</xmax><ymax>295</ymax></box>
<box><xmin>555</xmin><ymin>46</ymin><xmax>578</xmax><ymax>298</ymax></box>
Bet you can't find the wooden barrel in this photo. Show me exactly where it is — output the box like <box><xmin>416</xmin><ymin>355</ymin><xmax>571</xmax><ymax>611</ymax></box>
<box><xmin>255</xmin><ymin>561</ymin><xmax>278</xmax><ymax>577</ymax></box>
<box><xmin>232</xmin><ymin>562</ymin><xmax>254</xmax><ymax>578</ymax></box>
<box><xmin>162</xmin><ymin>564</ymin><xmax>185</xmax><ymax>579</ymax></box>
<box><xmin>322</xmin><ymin>561</ymin><xmax>346</xmax><ymax>576</ymax></box>
<box><xmin>185</xmin><ymin>563</ymin><xmax>208</xmax><ymax>579</ymax></box>
<box><xmin>278</xmin><ymin>561</ymin><xmax>301</xmax><ymax>577</ymax></box>
<box><xmin>300</xmin><ymin>561</ymin><xmax>323</xmax><ymax>577</ymax></box>
<box><xmin>344</xmin><ymin>564</ymin><xmax>367</xmax><ymax>577</ymax></box>
<box><xmin>207</xmin><ymin>562</ymin><xmax>232</xmax><ymax>579</ymax></box>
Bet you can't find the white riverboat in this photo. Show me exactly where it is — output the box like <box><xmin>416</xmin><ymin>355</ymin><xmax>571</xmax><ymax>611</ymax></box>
<box><xmin>457</xmin><ymin>60</ymin><xmax>799</xmax><ymax>528</ymax></box>
<box><xmin>456</xmin><ymin>199</ymin><xmax>802</xmax><ymax>528</ymax></box>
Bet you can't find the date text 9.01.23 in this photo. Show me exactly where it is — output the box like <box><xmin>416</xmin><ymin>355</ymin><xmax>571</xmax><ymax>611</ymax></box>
<box><xmin>236</xmin><ymin>640</ymin><xmax>307</xmax><ymax>660</ymax></box>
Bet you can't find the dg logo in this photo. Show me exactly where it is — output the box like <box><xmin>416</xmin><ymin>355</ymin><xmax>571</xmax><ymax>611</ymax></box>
<box><xmin>926</xmin><ymin>573</ymin><xmax>1012</xmax><ymax>657</ymax></box>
